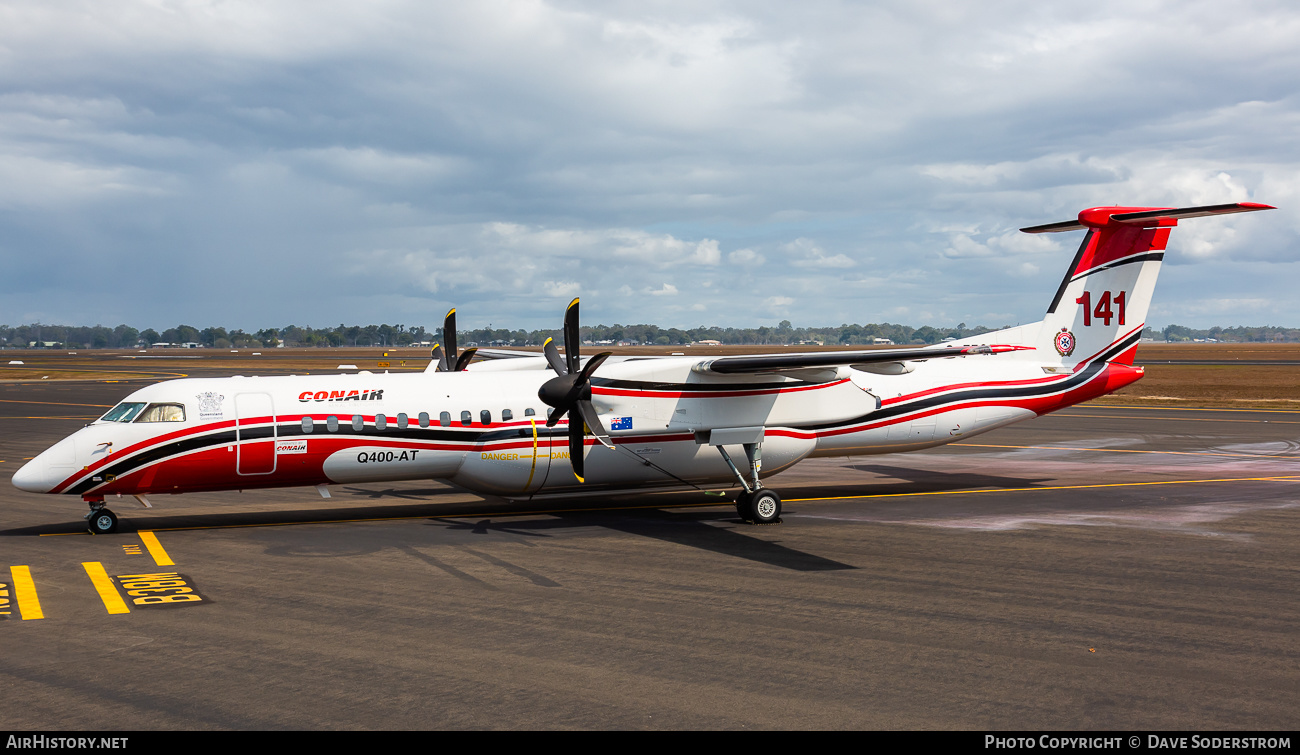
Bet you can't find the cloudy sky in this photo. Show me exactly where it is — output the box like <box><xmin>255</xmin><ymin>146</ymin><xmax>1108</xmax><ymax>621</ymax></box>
<box><xmin>1</xmin><ymin>0</ymin><xmax>1296</xmax><ymax>332</ymax></box>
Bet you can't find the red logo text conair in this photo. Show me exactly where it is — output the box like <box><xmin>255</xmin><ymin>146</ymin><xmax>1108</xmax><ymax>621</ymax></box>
<box><xmin>298</xmin><ymin>389</ymin><xmax>385</xmax><ymax>403</ymax></box>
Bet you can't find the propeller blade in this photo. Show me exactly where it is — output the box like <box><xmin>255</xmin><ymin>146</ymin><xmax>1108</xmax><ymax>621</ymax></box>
<box><xmin>574</xmin><ymin>400</ymin><xmax>613</xmax><ymax>449</ymax></box>
<box><xmin>454</xmin><ymin>347</ymin><xmax>478</xmax><ymax>371</ymax></box>
<box><xmin>568</xmin><ymin>421</ymin><xmax>585</xmax><ymax>481</ymax></box>
<box><xmin>545</xmin><ymin>406</ymin><xmax>567</xmax><ymax>428</ymax></box>
<box><xmin>563</xmin><ymin>297</ymin><xmax>581</xmax><ymax>374</ymax></box>
<box><xmin>542</xmin><ymin>337</ymin><xmax>567</xmax><ymax>376</ymax></box>
<box><xmin>430</xmin><ymin>344</ymin><xmax>446</xmax><ymax>372</ymax></box>
<box><xmin>443</xmin><ymin>308</ymin><xmax>458</xmax><ymax>369</ymax></box>
<box><xmin>575</xmin><ymin>351</ymin><xmax>612</xmax><ymax>384</ymax></box>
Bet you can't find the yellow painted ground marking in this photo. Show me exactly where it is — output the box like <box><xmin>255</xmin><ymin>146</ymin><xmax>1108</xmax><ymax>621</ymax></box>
<box><xmin>10</xmin><ymin>566</ymin><xmax>44</xmax><ymax>620</ymax></box>
<box><xmin>139</xmin><ymin>531</ymin><xmax>174</xmax><ymax>566</ymax></box>
<box><xmin>82</xmin><ymin>562</ymin><xmax>130</xmax><ymax>615</ymax></box>
<box><xmin>1059</xmin><ymin>413</ymin><xmax>1300</xmax><ymax>424</ymax></box>
<box><xmin>786</xmin><ymin>475</ymin><xmax>1300</xmax><ymax>503</ymax></box>
<box><xmin>0</xmin><ymin>416</ymin><xmax>101</xmax><ymax>421</ymax></box>
<box><xmin>1078</xmin><ymin>404</ymin><xmax>1300</xmax><ymax>415</ymax></box>
<box><xmin>0</xmin><ymin>398</ymin><xmax>113</xmax><ymax>408</ymax></box>
<box><xmin>952</xmin><ymin>443</ymin><xmax>1300</xmax><ymax>460</ymax></box>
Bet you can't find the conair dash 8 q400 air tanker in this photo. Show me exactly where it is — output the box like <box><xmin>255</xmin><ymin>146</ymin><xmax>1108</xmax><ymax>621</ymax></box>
<box><xmin>12</xmin><ymin>202</ymin><xmax>1275</xmax><ymax>533</ymax></box>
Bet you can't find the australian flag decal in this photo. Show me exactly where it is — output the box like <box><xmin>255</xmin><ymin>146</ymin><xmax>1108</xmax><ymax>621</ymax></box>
<box><xmin>611</xmin><ymin>416</ymin><xmax>633</xmax><ymax>430</ymax></box>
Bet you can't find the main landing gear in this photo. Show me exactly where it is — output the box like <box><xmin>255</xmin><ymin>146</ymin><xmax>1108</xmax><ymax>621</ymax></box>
<box><xmin>85</xmin><ymin>499</ymin><xmax>118</xmax><ymax>535</ymax></box>
<box><xmin>709</xmin><ymin>432</ymin><xmax>782</xmax><ymax>525</ymax></box>
<box><xmin>735</xmin><ymin>488</ymin><xmax>782</xmax><ymax>525</ymax></box>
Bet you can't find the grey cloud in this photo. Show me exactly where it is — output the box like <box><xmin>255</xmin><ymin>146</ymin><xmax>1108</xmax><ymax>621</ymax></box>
<box><xmin>0</xmin><ymin>0</ymin><xmax>1297</xmax><ymax>331</ymax></box>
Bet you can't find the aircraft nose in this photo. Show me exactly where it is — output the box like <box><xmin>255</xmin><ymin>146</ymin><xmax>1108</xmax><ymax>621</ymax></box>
<box><xmin>12</xmin><ymin>457</ymin><xmax>53</xmax><ymax>493</ymax></box>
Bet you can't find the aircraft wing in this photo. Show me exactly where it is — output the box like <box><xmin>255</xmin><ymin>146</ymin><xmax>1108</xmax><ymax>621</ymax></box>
<box><xmin>691</xmin><ymin>344</ymin><xmax>1028</xmax><ymax>376</ymax></box>
<box><xmin>473</xmin><ymin>348</ymin><xmax>543</xmax><ymax>360</ymax></box>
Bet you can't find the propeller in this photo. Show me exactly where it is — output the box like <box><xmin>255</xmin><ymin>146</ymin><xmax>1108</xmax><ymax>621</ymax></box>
<box><xmin>537</xmin><ymin>298</ymin><xmax>613</xmax><ymax>482</ymax></box>
<box><xmin>430</xmin><ymin>308</ymin><xmax>477</xmax><ymax>372</ymax></box>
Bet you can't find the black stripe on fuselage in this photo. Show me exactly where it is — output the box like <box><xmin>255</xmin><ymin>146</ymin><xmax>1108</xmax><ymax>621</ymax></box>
<box><xmin>801</xmin><ymin>360</ymin><xmax>1107</xmax><ymax>431</ymax></box>
<box><xmin>69</xmin><ymin>337</ymin><xmax>1135</xmax><ymax>495</ymax></box>
<box><xmin>591</xmin><ymin>377</ymin><xmax>821</xmax><ymax>392</ymax></box>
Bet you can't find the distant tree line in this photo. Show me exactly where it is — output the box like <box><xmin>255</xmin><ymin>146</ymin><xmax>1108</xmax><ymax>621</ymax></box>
<box><xmin>1142</xmin><ymin>324</ymin><xmax>1300</xmax><ymax>343</ymax></box>
<box><xmin>2</xmin><ymin>320</ymin><xmax>1297</xmax><ymax>349</ymax></box>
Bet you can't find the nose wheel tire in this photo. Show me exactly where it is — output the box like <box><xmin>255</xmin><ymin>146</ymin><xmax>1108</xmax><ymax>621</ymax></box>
<box><xmin>736</xmin><ymin>490</ymin><xmax>782</xmax><ymax>524</ymax></box>
<box><xmin>87</xmin><ymin>508</ymin><xmax>118</xmax><ymax>535</ymax></box>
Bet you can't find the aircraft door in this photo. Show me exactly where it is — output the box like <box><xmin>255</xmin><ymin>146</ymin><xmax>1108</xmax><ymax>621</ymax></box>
<box><xmin>235</xmin><ymin>393</ymin><xmax>276</xmax><ymax>475</ymax></box>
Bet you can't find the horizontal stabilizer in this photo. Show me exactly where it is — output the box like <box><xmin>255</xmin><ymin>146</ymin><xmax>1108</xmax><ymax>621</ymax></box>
<box><xmin>1021</xmin><ymin>202</ymin><xmax>1275</xmax><ymax>234</ymax></box>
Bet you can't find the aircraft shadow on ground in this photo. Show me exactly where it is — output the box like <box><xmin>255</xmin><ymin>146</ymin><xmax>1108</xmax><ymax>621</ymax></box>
<box><xmin>2</xmin><ymin>465</ymin><xmax>1049</xmax><ymax>569</ymax></box>
<box><xmin>837</xmin><ymin>464</ymin><xmax>1052</xmax><ymax>493</ymax></box>
<box><xmin>427</xmin><ymin>510</ymin><xmax>856</xmax><ymax>572</ymax></box>
<box><xmin>2</xmin><ymin>494</ymin><xmax>854</xmax><ymax>571</ymax></box>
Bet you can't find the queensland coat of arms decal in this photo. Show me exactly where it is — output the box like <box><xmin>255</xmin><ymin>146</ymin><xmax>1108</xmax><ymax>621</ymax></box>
<box><xmin>1053</xmin><ymin>328</ymin><xmax>1076</xmax><ymax>357</ymax></box>
<box><xmin>196</xmin><ymin>391</ymin><xmax>225</xmax><ymax>421</ymax></box>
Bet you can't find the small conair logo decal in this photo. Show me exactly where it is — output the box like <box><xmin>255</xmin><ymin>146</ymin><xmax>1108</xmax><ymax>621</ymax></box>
<box><xmin>1054</xmin><ymin>328</ymin><xmax>1076</xmax><ymax>357</ymax></box>
<box><xmin>276</xmin><ymin>440</ymin><xmax>308</xmax><ymax>455</ymax></box>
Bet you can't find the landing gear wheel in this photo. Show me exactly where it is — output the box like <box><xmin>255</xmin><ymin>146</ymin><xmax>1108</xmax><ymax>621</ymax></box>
<box><xmin>748</xmin><ymin>490</ymin><xmax>782</xmax><ymax>524</ymax></box>
<box><xmin>87</xmin><ymin>508</ymin><xmax>118</xmax><ymax>535</ymax></box>
<box><xmin>735</xmin><ymin>492</ymin><xmax>753</xmax><ymax>521</ymax></box>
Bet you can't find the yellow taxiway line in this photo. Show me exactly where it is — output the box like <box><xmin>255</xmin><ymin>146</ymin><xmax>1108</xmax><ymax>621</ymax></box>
<box><xmin>82</xmin><ymin>562</ymin><xmax>130</xmax><ymax>615</ymax></box>
<box><xmin>9</xmin><ymin>565</ymin><xmax>44</xmax><ymax>620</ymax></box>
<box><xmin>0</xmin><ymin>399</ymin><xmax>113</xmax><ymax>408</ymax></box>
<box><xmin>952</xmin><ymin>443</ymin><xmax>1300</xmax><ymax>460</ymax></box>
<box><xmin>785</xmin><ymin>475</ymin><xmax>1300</xmax><ymax>503</ymax></box>
<box><xmin>138</xmin><ymin>531</ymin><xmax>174</xmax><ymax>566</ymax></box>
<box><xmin>1076</xmin><ymin>404</ymin><xmax>1300</xmax><ymax>414</ymax></box>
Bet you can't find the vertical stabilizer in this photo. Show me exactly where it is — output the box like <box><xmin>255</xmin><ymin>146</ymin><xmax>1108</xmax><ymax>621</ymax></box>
<box><xmin>1022</xmin><ymin>202</ymin><xmax>1273</xmax><ymax>369</ymax></box>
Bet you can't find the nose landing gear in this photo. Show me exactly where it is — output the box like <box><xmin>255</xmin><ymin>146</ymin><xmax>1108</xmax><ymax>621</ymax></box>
<box><xmin>84</xmin><ymin>499</ymin><xmax>118</xmax><ymax>535</ymax></box>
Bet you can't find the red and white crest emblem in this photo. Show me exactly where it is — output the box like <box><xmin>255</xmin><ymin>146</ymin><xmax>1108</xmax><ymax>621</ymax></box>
<box><xmin>1054</xmin><ymin>328</ymin><xmax>1076</xmax><ymax>357</ymax></box>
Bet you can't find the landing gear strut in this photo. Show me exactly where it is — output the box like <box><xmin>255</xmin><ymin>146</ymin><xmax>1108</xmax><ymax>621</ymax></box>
<box><xmin>715</xmin><ymin>438</ymin><xmax>782</xmax><ymax>524</ymax></box>
<box><xmin>85</xmin><ymin>500</ymin><xmax>118</xmax><ymax>535</ymax></box>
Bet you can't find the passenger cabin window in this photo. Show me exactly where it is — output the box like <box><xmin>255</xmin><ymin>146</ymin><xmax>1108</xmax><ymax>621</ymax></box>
<box><xmin>502</xmin><ymin>409</ymin><xmax>513</xmax><ymax>422</ymax></box>
<box><xmin>397</xmin><ymin>413</ymin><xmax>409</xmax><ymax>429</ymax></box>
<box><xmin>100</xmin><ymin>402</ymin><xmax>147</xmax><ymax>423</ymax></box>
<box><xmin>460</xmin><ymin>411</ymin><xmax>472</xmax><ymax>426</ymax></box>
<box><xmin>480</xmin><ymin>410</ymin><xmax>491</xmax><ymax>425</ymax></box>
<box><xmin>524</xmin><ymin>408</ymin><xmax>535</xmax><ymax>417</ymax></box>
<box><xmin>301</xmin><ymin>417</ymin><xmax>313</xmax><ymax>433</ymax></box>
<box><xmin>418</xmin><ymin>412</ymin><xmax>430</xmax><ymax>428</ymax></box>
<box><xmin>375</xmin><ymin>413</ymin><xmax>387</xmax><ymax>431</ymax></box>
<box><xmin>352</xmin><ymin>415</ymin><xmax>364</xmax><ymax>432</ymax></box>
<box><xmin>440</xmin><ymin>411</ymin><xmax>451</xmax><ymax>427</ymax></box>
<box><xmin>327</xmin><ymin>416</ymin><xmax>339</xmax><ymax>432</ymax></box>
<box><xmin>135</xmin><ymin>403</ymin><xmax>185</xmax><ymax>423</ymax></box>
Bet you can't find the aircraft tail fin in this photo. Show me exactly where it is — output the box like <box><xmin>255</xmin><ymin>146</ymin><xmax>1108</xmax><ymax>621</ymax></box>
<box><xmin>1021</xmin><ymin>202</ymin><xmax>1273</xmax><ymax>368</ymax></box>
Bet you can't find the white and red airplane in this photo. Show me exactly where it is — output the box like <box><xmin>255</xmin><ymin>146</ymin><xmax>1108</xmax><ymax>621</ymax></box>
<box><xmin>12</xmin><ymin>202</ymin><xmax>1274</xmax><ymax>533</ymax></box>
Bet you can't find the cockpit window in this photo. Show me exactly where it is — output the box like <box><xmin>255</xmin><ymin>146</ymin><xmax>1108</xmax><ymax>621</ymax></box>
<box><xmin>134</xmin><ymin>403</ymin><xmax>186</xmax><ymax>423</ymax></box>
<box><xmin>100</xmin><ymin>402</ymin><xmax>147</xmax><ymax>423</ymax></box>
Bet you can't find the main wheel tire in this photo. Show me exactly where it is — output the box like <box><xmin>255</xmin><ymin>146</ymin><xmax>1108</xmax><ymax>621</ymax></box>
<box><xmin>749</xmin><ymin>490</ymin><xmax>782</xmax><ymax>524</ymax></box>
<box><xmin>88</xmin><ymin>508</ymin><xmax>118</xmax><ymax>535</ymax></box>
<box><xmin>735</xmin><ymin>491</ymin><xmax>753</xmax><ymax>521</ymax></box>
